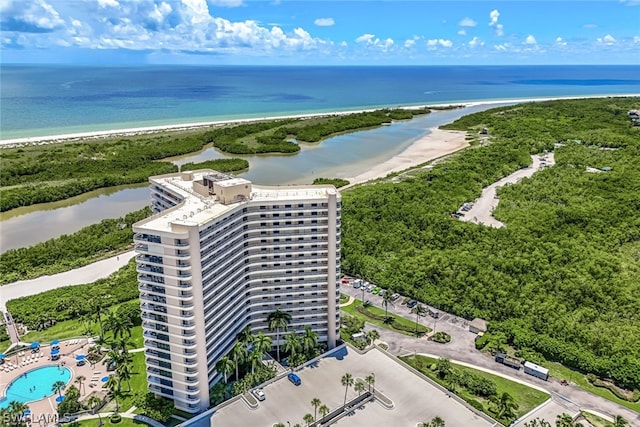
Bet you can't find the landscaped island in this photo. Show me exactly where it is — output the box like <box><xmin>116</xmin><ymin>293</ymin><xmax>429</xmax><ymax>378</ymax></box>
<box><xmin>341</xmin><ymin>97</ymin><xmax>640</xmax><ymax>393</ymax></box>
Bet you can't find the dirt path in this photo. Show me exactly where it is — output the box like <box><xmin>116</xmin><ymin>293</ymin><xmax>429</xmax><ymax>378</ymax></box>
<box><xmin>458</xmin><ymin>152</ymin><xmax>555</xmax><ymax>227</ymax></box>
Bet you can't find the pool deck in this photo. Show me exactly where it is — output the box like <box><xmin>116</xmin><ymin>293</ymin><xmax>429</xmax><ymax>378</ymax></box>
<box><xmin>0</xmin><ymin>338</ymin><xmax>108</xmax><ymax>425</ymax></box>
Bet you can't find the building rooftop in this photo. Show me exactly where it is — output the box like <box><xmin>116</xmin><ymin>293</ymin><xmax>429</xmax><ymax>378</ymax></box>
<box><xmin>135</xmin><ymin>170</ymin><xmax>337</xmax><ymax>233</ymax></box>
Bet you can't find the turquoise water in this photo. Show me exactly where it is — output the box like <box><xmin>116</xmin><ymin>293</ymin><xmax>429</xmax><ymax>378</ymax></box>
<box><xmin>0</xmin><ymin>366</ymin><xmax>71</xmax><ymax>408</ymax></box>
<box><xmin>1</xmin><ymin>65</ymin><xmax>639</xmax><ymax>139</ymax></box>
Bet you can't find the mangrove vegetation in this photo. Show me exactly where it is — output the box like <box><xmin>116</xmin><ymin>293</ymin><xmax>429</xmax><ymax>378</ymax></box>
<box><xmin>341</xmin><ymin>97</ymin><xmax>640</xmax><ymax>391</ymax></box>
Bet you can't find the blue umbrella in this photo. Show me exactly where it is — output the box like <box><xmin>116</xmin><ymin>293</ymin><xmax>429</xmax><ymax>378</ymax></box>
<box><xmin>51</xmin><ymin>340</ymin><xmax>60</xmax><ymax>346</ymax></box>
<box><xmin>0</xmin><ymin>353</ymin><xmax>5</xmax><ymax>359</ymax></box>
<box><xmin>101</xmin><ymin>376</ymin><xmax>109</xmax><ymax>382</ymax></box>
<box><xmin>30</xmin><ymin>342</ymin><xmax>40</xmax><ymax>349</ymax></box>
<box><xmin>51</xmin><ymin>348</ymin><xmax>60</xmax><ymax>355</ymax></box>
<box><xmin>55</xmin><ymin>395</ymin><xmax>64</xmax><ymax>403</ymax></box>
<box><xmin>23</xmin><ymin>410</ymin><xmax>31</xmax><ymax>416</ymax></box>
<box><xmin>75</xmin><ymin>355</ymin><xmax>85</xmax><ymax>361</ymax></box>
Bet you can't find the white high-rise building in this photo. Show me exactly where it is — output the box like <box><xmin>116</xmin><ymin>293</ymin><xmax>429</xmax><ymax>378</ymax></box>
<box><xmin>133</xmin><ymin>170</ymin><xmax>341</xmax><ymax>413</ymax></box>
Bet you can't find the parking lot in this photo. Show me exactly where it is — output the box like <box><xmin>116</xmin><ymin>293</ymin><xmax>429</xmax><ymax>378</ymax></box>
<box><xmin>210</xmin><ymin>346</ymin><xmax>494</xmax><ymax>427</ymax></box>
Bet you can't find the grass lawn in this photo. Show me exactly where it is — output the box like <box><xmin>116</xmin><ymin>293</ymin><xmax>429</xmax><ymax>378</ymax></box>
<box><xmin>20</xmin><ymin>301</ymin><xmax>143</xmax><ymax>351</ymax></box>
<box><xmin>0</xmin><ymin>339</ymin><xmax>10</xmax><ymax>353</ymax></box>
<box><xmin>341</xmin><ymin>299</ymin><xmax>430</xmax><ymax>337</ymax></box>
<box><xmin>77</xmin><ymin>417</ymin><xmax>152</xmax><ymax>427</ymax></box>
<box><xmin>402</xmin><ymin>355</ymin><xmax>549</xmax><ymax>426</ymax></box>
<box><xmin>546</xmin><ymin>361</ymin><xmax>640</xmax><ymax>413</ymax></box>
<box><xmin>581</xmin><ymin>411</ymin><xmax>614</xmax><ymax>427</ymax></box>
<box><xmin>339</xmin><ymin>293</ymin><xmax>350</xmax><ymax>304</ymax></box>
<box><xmin>114</xmin><ymin>351</ymin><xmax>148</xmax><ymax>412</ymax></box>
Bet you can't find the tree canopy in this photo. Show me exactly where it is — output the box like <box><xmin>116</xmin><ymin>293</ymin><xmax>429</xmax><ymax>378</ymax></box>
<box><xmin>341</xmin><ymin>97</ymin><xmax>640</xmax><ymax>389</ymax></box>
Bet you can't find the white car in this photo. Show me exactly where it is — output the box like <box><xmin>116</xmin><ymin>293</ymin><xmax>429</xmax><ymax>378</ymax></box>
<box><xmin>252</xmin><ymin>388</ymin><xmax>265</xmax><ymax>401</ymax></box>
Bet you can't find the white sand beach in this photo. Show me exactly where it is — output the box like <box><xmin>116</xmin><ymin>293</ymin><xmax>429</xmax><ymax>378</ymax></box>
<box><xmin>2</xmin><ymin>94</ymin><xmax>637</xmax><ymax>147</ymax></box>
<box><xmin>343</xmin><ymin>127</ymin><xmax>468</xmax><ymax>186</ymax></box>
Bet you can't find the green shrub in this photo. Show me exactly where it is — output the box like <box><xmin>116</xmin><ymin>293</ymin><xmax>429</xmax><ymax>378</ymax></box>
<box><xmin>109</xmin><ymin>414</ymin><xmax>121</xmax><ymax>424</ymax></box>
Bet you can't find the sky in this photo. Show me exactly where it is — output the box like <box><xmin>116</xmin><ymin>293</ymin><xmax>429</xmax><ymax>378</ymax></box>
<box><xmin>1</xmin><ymin>0</ymin><xmax>639</xmax><ymax>65</ymax></box>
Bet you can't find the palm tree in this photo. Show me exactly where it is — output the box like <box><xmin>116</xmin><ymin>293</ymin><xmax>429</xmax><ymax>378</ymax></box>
<box><xmin>365</xmin><ymin>373</ymin><xmax>376</xmax><ymax>393</ymax></box>
<box><xmin>52</xmin><ymin>380</ymin><xmax>66</xmax><ymax>398</ymax></box>
<box><xmin>430</xmin><ymin>416</ymin><xmax>445</xmax><ymax>427</ymax></box>
<box><xmin>302</xmin><ymin>326</ymin><xmax>318</xmax><ymax>357</ymax></box>
<box><xmin>236</xmin><ymin>325</ymin><xmax>254</xmax><ymax>348</ymax></box>
<box><xmin>215</xmin><ymin>356</ymin><xmax>235</xmax><ymax>384</ymax></box>
<box><xmin>381</xmin><ymin>290</ymin><xmax>395</xmax><ymax>320</ymax></box>
<box><xmin>311</xmin><ymin>397</ymin><xmax>321</xmax><ymax>421</ymax></box>
<box><xmin>75</xmin><ymin>375</ymin><xmax>86</xmax><ymax>395</ymax></box>
<box><xmin>341</xmin><ymin>373</ymin><xmax>354</xmax><ymax>405</ymax></box>
<box><xmin>116</xmin><ymin>362</ymin><xmax>132</xmax><ymax>392</ymax></box>
<box><xmin>366</xmin><ymin>330</ymin><xmax>380</xmax><ymax>347</ymax></box>
<box><xmin>248</xmin><ymin>349</ymin><xmax>263</xmax><ymax>375</ymax></box>
<box><xmin>105</xmin><ymin>312</ymin><xmax>133</xmax><ymax>341</ymax></box>
<box><xmin>267</xmin><ymin>309</ymin><xmax>292</xmax><ymax>362</ymax></box>
<box><xmin>88</xmin><ymin>395</ymin><xmax>102</xmax><ymax>418</ymax></box>
<box><xmin>231</xmin><ymin>341</ymin><xmax>247</xmax><ymax>381</ymax></box>
<box><xmin>90</xmin><ymin>300</ymin><xmax>109</xmax><ymax>341</ymax></box>
<box><xmin>7</xmin><ymin>401</ymin><xmax>29</xmax><ymax>427</ymax></box>
<box><xmin>411</xmin><ymin>303</ymin><xmax>427</xmax><ymax>336</ymax></box>
<box><xmin>303</xmin><ymin>413</ymin><xmax>314</xmax><ymax>426</ymax></box>
<box><xmin>284</xmin><ymin>332</ymin><xmax>302</xmax><ymax>361</ymax></box>
<box><xmin>254</xmin><ymin>332</ymin><xmax>272</xmax><ymax>356</ymax></box>
<box><xmin>105</xmin><ymin>375</ymin><xmax>119</xmax><ymax>411</ymax></box>
<box><xmin>354</xmin><ymin>381</ymin><xmax>365</xmax><ymax>396</ymax></box>
<box><xmin>319</xmin><ymin>404</ymin><xmax>330</xmax><ymax>419</ymax></box>
<box><xmin>491</xmin><ymin>392</ymin><xmax>518</xmax><ymax>419</ymax></box>
<box><xmin>105</xmin><ymin>348</ymin><xmax>124</xmax><ymax>370</ymax></box>
<box><xmin>613</xmin><ymin>415</ymin><xmax>629</xmax><ymax>427</ymax></box>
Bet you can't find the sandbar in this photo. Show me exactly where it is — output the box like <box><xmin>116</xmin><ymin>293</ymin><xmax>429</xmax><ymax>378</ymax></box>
<box><xmin>343</xmin><ymin>127</ymin><xmax>468</xmax><ymax>187</ymax></box>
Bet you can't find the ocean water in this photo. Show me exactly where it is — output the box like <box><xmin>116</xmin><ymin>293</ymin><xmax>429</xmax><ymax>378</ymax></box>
<box><xmin>1</xmin><ymin>65</ymin><xmax>639</xmax><ymax>140</ymax></box>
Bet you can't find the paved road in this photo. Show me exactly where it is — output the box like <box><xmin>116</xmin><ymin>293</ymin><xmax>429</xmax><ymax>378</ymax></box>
<box><xmin>0</xmin><ymin>250</ymin><xmax>136</xmax><ymax>311</ymax></box>
<box><xmin>340</xmin><ymin>283</ymin><xmax>640</xmax><ymax>425</ymax></box>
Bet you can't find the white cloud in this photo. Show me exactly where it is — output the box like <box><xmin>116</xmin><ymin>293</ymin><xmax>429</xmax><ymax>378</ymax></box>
<box><xmin>355</xmin><ymin>33</ymin><xmax>375</xmax><ymax>44</ymax></box>
<box><xmin>489</xmin><ymin>9</ymin><xmax>503</xmax><ymax>36</ymax></box>
<box><xmin>634</xmin><ymin>36</ymin><xmax>640</xmax><ymax>44</ymax></box>
<box><xmin>404</xmin><ymin>39</ymin><xmax>415</xmax><ymax>48</ymax></box>
<box><xmin>524</xmin><ymin>35</ymin><xmax>537</xmax><ymax>45</ymax></box>
<box><xmin>98</xmin><ymin>0</ymin><xmax>119</xmax><ymax>7</ymax></box>
<box><xmin>209</xmin><ymin>0</ymin><xmax>244</xmax><ymax>7</ymax></box>
<box><xmin>426</xmin><ymin>38</ymin><xmax>452</xmax><ymax>49</ymax></box>
<box><xmin>583</xmin><ymin>23</ymin><xmax>597</xmax><ymax>29</ymax></box>
<box><xmin>457</xmin><ymin>29</ymin><xmax>466</xmax><ymax>36</ymax></box>
<box><xmin>468</xmin><ymin>36</ymin><xmax>484</xmax><ymax>48</ymax></box>
<box><xmin>314</xmin><ymin>17</ymin><xmax>334</xmax><ymax>27</ymax></box>
<box><xmin>494</xmin><ymin>43</ymin><xmax>510</xmax><ymax>51</ymax></box>
<box><xmin>597</xmin><ymin>34</ymin><xmax>617</xmax><ymax>45</ymax></box>
<box><xmin>1</xmin><ymin>0</ymin><xmax>65</xmax><ymax>32</ymax></box>
<box><xmin>555</xmin><ymin>37</ymin><xmax>567</xmax><ymax>46</ymax></box>
<box><xmin>459</xmin><ymin>17</ymin><xmax>477</xmax><ymax>27</ymax></box>
<box><xmin>489</xmin><ymin>9</ymin><xmax>499</xmax><ymax>26</ymax></box>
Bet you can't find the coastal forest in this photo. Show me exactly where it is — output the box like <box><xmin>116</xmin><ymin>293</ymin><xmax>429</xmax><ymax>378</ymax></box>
<box><xmin>341</xmin><ymin>97</ymin><xmax>640</xmax><ymax>390</ymax></box>
<box><xmin>0</xmin><ymin>108</ymin><xmax>428</xmax><ymax>211</ymax></box>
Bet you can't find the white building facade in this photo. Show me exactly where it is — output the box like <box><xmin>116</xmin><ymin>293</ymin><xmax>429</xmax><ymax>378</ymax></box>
<box><xmin>133</xmin><ymin>170</ymin><xmax>341</xmax><ymax>413</ymax></box>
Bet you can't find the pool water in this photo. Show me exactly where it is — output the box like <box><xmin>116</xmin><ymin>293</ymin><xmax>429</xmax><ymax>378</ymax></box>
<box><xmin>0</xmin><ymin>366</ymin><xmax>72</xmax><ymax>408</ymax></box>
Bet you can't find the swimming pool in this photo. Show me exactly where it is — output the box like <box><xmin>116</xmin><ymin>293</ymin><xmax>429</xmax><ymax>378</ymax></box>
<box><xmin>0</xmin><ymin>365</ymin><xmax>72</xmax><ymax>409</ymax></box>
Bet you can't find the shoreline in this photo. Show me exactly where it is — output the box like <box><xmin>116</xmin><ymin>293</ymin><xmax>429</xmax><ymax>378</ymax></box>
<box><xmin>2</xmin><ymin>93</ymin><xmax>638</xmax><ymax>147</ymax></box>
<box><xmin>342</xmin><ymin>127</ymin><xmax>468</xmax><ymax>187</ymax></box>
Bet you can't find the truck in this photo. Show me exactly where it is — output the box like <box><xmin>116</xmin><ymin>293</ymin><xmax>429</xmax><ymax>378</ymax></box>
<box><xmin>495</xmin><ymin>352</ymin><xmax>522</xmax><ymax>370</ymax></box>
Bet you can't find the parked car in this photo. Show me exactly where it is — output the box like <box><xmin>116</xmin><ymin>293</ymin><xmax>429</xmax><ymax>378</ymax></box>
<box><xmin>288</xmin><ymin>373</ymin><xmax>301</xmax><ymax>386</ymax></box>
<box><xmin>353</xmin><ymin>281</ymin><xmax>361</xmax><ymax>289</ymax></box>
<box><xmin>391</xmin><ymin>293</ymin><xmax>400</xmax><ymax>301</ymax></box>
<box><xmin>372</xmin><ymin>287</ymin><xmax>381</xmax><ymax>294</ymax></box>
<box><xmin>378</xmin><ymin>289</ymin><xmax>386</xmax><ymax>297</ymax></box>
<box><xmin>252</xmin><ymin>388</ymin><xmax>266</xmax><ymax>401</ymax></box>
<box><xmin>406</xmin><ymin>299</ymin><xmax>418</xmax><ymax>309</ymax></box>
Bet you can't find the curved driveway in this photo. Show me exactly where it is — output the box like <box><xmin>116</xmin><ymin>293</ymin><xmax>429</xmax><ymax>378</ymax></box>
<box><xmin>0</xmin><ymin>250</ymin><xmax>136</xmax><ymax>311</ymax></box>
<box><xmin>340</xmin><ymin>285</ymin><xmax>640</xmax><ymax>425</ymax></box>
